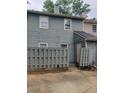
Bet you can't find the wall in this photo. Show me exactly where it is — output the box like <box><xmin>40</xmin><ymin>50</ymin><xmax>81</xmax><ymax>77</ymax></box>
<box><xmin>87</xmin><ymin>41</ymin><xmax>97</xmax><ymax>65</ymax></box>
<box><xmin>27</xmin><ymin>13</ymin><xmax>83</xmax><ymax>63</ymax></box>
<box><xmin>83</xmin><ymin>22</ymin><xmax>97</xmax><ymax>36</ymax></box>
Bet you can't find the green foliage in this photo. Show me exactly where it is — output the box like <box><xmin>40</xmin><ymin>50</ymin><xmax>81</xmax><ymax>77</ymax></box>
<box><xmin>43</xmin><ymin>0</ymin><xmax>54</xmax><ymax>13</ymax></box>
<box><xmin>57</xmin><ymin>0</ymin><xmax>73</xmax><ymax>16</ymax></box>
<box><xmin>42</xmin><ymin>0</ymin><xmax>91</xmax><ymax>16</ymax></box>
<box><xmin>72</xmin><ymin>0</ymin><xmax>91</xmax><ymax>16</ymax></box>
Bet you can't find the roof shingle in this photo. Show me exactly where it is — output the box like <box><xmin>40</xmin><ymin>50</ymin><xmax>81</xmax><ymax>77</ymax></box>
<box><xmin>74</xmin><ymin>31</ymin><xmax>97</xmax><ymax>41</ymax></box>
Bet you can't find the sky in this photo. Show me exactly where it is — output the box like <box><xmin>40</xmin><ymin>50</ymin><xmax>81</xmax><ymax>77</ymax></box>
<box><xmin>27</xmin><ymin>0</ymin><xmax>97</xmax><ymax>18</ymax></box>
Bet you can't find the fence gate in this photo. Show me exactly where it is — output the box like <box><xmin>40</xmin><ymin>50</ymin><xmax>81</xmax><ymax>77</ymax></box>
<box><xmin>79</xmin><ymin>48</ymin><xmax>89</xmax><ymax>67</ymax></box>
<box><xmin>27</xmin><ymin>47</ymin><xmax>69</xmax><ymax>70</ymax></box>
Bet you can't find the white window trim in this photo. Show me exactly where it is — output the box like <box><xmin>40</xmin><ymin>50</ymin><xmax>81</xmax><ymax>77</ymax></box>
<box><xmin>64</xmin><ymin>19</ymin><xmax>72</xmax><ymax>30</ymax></box>
<box><xmin>60</xmin><ymin>43</ymin><xmax>68</xmax><ymax>48</ymax></box>
<box><xmin>39</xmin><ymin>16</ymin><xmax>49</xmax><ymax>29</ymax></box>
<box><xmin>38</xmin><ymin>42</ymin><xmax>48</xmax><ymax>47</ymax></box>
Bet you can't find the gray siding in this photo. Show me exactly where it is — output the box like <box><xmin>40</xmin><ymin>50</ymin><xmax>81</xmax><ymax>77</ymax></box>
<box><xmin>87</xmin><ymin>41</ymin><xmax>97</xmax><ymax>65</ymax></box>
<box><xmin>27</xmin><ymin>13</ymin><xmax>83</xmax><ymax>63</ymax></box>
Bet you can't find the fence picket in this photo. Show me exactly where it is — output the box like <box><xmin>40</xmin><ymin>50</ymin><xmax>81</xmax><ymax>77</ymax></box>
<box><xmin>79</xmin><ymin>48</ymin><xmax>89</xmax><ymax>67</ymax></box>
<box><xmin>27</xmin><ymin>47</ymin><xmax>69</xmax><ymax>70</ymax></box>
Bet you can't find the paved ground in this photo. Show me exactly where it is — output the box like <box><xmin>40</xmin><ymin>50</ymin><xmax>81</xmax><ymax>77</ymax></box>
<box><xmin>27</xmin><ymin>68</ymin><xmax>97</xmax><ymax>93</ymax></box>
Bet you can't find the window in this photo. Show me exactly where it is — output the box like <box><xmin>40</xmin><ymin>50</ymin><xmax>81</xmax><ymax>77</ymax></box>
<box><xmin>39</xmin><ymin>16</ymin><xmax>49</xmax><ymax>29</ymax></box>
<box><xmin>60</xmin><ymin>44</ymin><xmax>68</xmax><ymax>48</ymax></box>
<box><xmin>39</xmin><ymin>42</ymin><xmax>48</xmax><ymax>47</ymax></box>
<box><xmin>92</xmin><ymin>25</ymin><xmax>97</xmax><ymax>32</ymax></box>
<box><xmin>64</xmin><ymin>19</ymin><xmax>72</xmax><ymax>30</ymax></box>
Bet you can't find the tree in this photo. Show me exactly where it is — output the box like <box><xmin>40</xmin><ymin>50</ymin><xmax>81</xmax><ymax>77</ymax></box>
<box><xmin>56</xmin><ymin>0</ymin><xmax>73</xmax><ymax>16</ymax></box>
<box><xmin>43</xmin><ymin>0</ymin><xmax>54</xmax><ymax>13</ymax></box>
<box><xmin>72</xmin><ymin>0</ymin><xmax>90</xmax><ymax>16</ymax></box>
<box><xmin>42</xmin><ymin>0</ymin><xmax>91</xmax><ymax>16</ymax></box>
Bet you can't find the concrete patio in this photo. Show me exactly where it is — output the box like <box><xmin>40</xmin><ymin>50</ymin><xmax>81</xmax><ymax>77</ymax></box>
<box><xmin>27</xmin><ymin>68</ymin><xmax>97</xmax><ymax>93</ymax></box>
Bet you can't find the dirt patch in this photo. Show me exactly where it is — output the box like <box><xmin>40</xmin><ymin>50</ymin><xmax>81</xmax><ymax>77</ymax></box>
<box><xmin>27</xmin><ymin>69</ymin><xmax>97</xmax><ymax>93</ymax></box>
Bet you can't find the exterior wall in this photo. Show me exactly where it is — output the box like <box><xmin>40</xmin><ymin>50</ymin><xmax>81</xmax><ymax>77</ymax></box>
<box><xmin>27</xmin><ymin>13</ymin><xmax>83</xmax><ymax>63</ymax></box>
<box><xmin>87</xmin><ymin>41</ymin><xmax>97</xmax><ymax>65</ymax></box>
<box><xmin>83</xmin><ymin>22</ymin><xmax>97</xmax><ymax>36</ymax></box>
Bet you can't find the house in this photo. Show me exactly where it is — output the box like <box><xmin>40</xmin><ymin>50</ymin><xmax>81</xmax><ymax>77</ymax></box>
<box><xmin>27</xmin><ymin>10</ymin><xmax>85</xmax><ymax>65</ymax></box>
<box><xmin>83</xmin><ymin>18</ymin><xmax>97</xmax><ymax>36</ymax></box>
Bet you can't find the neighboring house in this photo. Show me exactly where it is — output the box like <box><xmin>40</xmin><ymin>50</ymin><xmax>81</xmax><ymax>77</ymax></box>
<box><xmin>83</xmin><ymin>19</ymin><xmax>97</xmax><ymax>36</ymax></box>
<box><xmin>27</xmin><ymin>10</ymin><xmax>85</xmax><ymax>64</ymax></box>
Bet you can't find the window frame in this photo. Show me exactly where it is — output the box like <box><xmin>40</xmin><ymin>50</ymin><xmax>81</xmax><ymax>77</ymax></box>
<box><xmin>38</xmin><ymin>42</ymin><xmax>48</xmax><ymax>47</ymax></box>
<box><xmin>39</xmin><ymin>16</ymin><xmax>49</xmax><ymax>29</ymax></box>
<box><xmin>64</xmin><ymin>19</ymin><xmax>72</xmax><ymax>30</ymax></box>
<box><xmin>92</xmin><ymin>24</ymin><xmax>97</xmax><ymax>32</ymax></box>
<box><xmin>60</xmin><ymin>43</ymin><xmax>68</xmax><ymax>48</ymax></box>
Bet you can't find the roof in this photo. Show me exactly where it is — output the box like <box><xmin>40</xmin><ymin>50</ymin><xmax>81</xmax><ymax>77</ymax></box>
<box><xmin>74</xmin><ymin>31</ymin><xmax>97</xmax><ymax>41</ymax></box>
<box><xmin>84</xmin><ymin>19</ymin><xmax>97</xmax><ymax>24</ymax></box>
<box><xmin>27</xmin><ymin>10</ymin><xmax>85</xmax><ymax>20</ymax></box>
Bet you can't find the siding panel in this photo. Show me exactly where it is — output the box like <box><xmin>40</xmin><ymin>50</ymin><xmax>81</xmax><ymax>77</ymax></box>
<box><xmin>27</xmin><ymin>13</ymin><xmax>83</xmax><ymax>63</ymax></box>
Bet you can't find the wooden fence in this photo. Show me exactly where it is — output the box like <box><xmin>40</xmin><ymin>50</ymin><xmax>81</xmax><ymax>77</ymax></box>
<box><xmin>27</xmin><ymin>47</ymin><xmax>69</xmax><ymax>70</ymax></box>
<box><xmin>79</xmin><ymin>48</ymin><xmax>89</xmax><ymax>67</ymax></box>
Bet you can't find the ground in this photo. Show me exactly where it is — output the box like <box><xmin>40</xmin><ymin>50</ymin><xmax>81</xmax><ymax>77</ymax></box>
<box><xmin>27</xmin><ymin>68</ymin><xmax>97</xmax><ymax>93</ymax></box>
